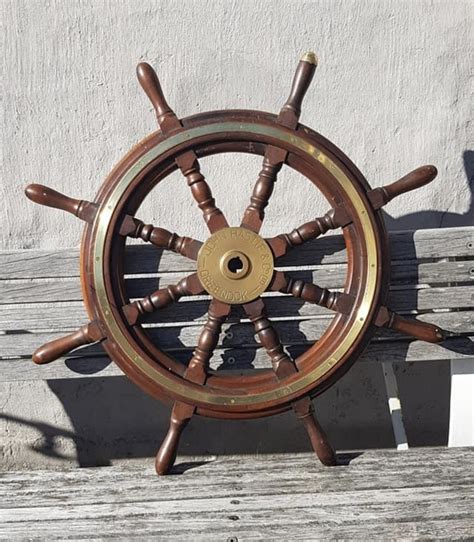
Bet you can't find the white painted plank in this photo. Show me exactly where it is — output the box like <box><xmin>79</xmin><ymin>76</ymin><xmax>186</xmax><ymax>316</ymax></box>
<box><xmin>382</xmin><ymin>362</ymin><xmax>409</xmax><ymax>450</ymax></box>
<box><xmin>449</xmin><ymin>358</ymin><xmax>474</xmax><ymax>447</ymax></box>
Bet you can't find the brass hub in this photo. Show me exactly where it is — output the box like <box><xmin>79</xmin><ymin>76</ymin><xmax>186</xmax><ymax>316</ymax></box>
<box><xmin>197</xmin><ymin>227</ymin><xmax>274</xmax><ymax>304</ymax></box>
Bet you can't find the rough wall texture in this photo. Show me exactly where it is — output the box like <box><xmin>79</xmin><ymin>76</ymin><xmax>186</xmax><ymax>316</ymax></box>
<box><xmin>1</xmin><ymin>0</ymin><xmax>472</xmax><ymax>468</ymax></box>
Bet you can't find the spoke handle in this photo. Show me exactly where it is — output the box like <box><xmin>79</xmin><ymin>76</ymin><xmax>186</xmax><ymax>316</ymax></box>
<box><xmin>25</xmin><ymin>184</ymin><xmax>97</xmax><ymax>222</ymax></box>
<box><xmin>298</xmin><ymin>409</ymin><xmax>337</xmax><ymax>466</ymax></box>
<box><xmin>376</xmin><ymin>307</ymin><xmax>445</xmax><ymax>343</ymax></box>
<box><xmin>136</xmin><ymin>62</ymin><xmax>175</xmax><ymax>125</ymax></box>
<box><xmin>190</xmin><ymin>302</ymin><xmax>230</xmax><ymax>372</ymax></box>
<box><xmin>281</xmin><ymin>51</ymin><xmax>318</xmax><ymax>118</ymax></box>
<box><xmin>32</xmin><ymin>322</ymin><xmax>103</xmax><ymax>364</ymax></box>
<box><xmin>155</xmin><ymin>412</ymin><xmax>190</xmax><ymax>475</ymax></box>
<box><xmin>390</xmin><ymin>313</ymin><xmax>445</xmax><ymax>343</ymax></box>
<box><xmin>124</xmin><ymin>285</ymin><xmax>182</xmax><ymax>325</ymax></box>
<box><xmin>369</xmin><ymin>165</ymin><xmax>438</xmax><ymax>209</ymax></box>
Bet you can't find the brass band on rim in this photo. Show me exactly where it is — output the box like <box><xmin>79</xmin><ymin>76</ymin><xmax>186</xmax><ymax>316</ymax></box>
<box><xmin>92</xmin><ymin>121</ymin><xmax>378</xmax><ymax>408</ymax></box>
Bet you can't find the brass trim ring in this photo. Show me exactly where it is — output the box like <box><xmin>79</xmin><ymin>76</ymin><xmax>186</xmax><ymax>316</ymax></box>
<box><xmin>92</xmin><ymin>121</ymin><xmax>378</xmax><ymax>407</ymax></box>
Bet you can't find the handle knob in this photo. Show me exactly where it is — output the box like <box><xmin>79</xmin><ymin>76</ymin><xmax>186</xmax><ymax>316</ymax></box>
<box><xmin>376</xmin><ymin>307</ymin><xmax>445</xmax><ymax>343</ymax></box>
<box><xmin>32</xmin><ymin>322</ymin><xmax>103</xmax><ymax>364</ymax></box>
<box><xmin>136</xmin><ymin>62</ymin><xmax>175</xmax><ymax>126</ymax></box>
<box><xmin>390</xmin><ymin>313</ymin><xmax>445</xmax><ymax>343</ymax></box>
<box><xmin>281</xmin><ymin>51</ymin><xmax>318</xmax><ymax>118</ymax></box>
<box><xmin>25</xmin><ymin>184</ymin><xmax>97</xmax><ymax>222</ymax></box>
<box><xmin>369</xmin><ymin>166</ymin><xmax>438</xmax><ymax>210</ymax></box>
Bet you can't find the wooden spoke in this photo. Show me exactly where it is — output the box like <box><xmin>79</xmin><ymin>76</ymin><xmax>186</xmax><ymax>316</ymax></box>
<box><xmin>120</xmin><ymin>215</ymin><xmax>202</xmax><ymax>260</ymax></box>
<box><xmin>32</xmin><ymin>321</ymin><xmax>104</xmax><ymax>365</ymax></box>
<box><xmin>241</xmin><ymin>52</ymin><xmax>318</xmax><ymax>233</ymax></box>
<box><xmin>243</xmin><ymin>298</ymin><xmax>295</xmax><ymax>374</ymax></box>
<box><xmin>155</xmin><ymin>299</ymin><xmax>231</xmax><ymax>475</ymax></box>
<box><xmin>375</xmin><ymin>306</ymin><xmax>446</xmax><ymax>343</ymax></box>
<box><xmin>186</xmin><ymin>300</ymin><xmax>231</xmax><ymax>383</ymax></box>
<box><xmin>240</xmin><ymin>147</ymin><xmax>285</xmax><ymax>232</ymax></box>
<box><xmin>123</xmin><ymin>273</ymin><xmax>204</xmax><ymax>325</ymax></box>
<box><xmin>155</xmin><ymin>401</ymin><xmax>193</xmax><ymax>475</ymax></box>
<box><xmin>175</xmin><ymin>150</ymin><xmax>229</xmax><ymax>233</ymax></box>
<box><xmin>244</xmin><ymin>294</ymin><xmax>336</xmax><ymax>466</ymax></box>
<box><xmin>25</xmin><ymin>184</ymin><xmax>97</xmax><ymax>223</ymax></box>
<box><xmin>266</xmin><ymin>206</ymin><xmax>350</xmax><ymax>259</ymax></box>
<box><xmin>292</xmin><ymin>396</ymin><xmax>337</xmax><ymax>466</ymax></box>
<box><xmin>272</xmin><ymin>271</ymin><xmax>354</xmax><ymax>315</ymax></box>
<box><xmin>368</xmin><ymin>165</ymin><xmax>438</xmax><ymax>210</ymax></box>
<box><xmin>137</xmin><ymin>62</ymin><xmax>228</xmax><ymax>233</ymax></box>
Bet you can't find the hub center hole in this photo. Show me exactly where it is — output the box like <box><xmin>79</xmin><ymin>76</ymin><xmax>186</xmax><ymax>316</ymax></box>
<box><xmin>228</xmin><ymin>256</ymin><xmax>244</xmax><ymax>274</ymax></box>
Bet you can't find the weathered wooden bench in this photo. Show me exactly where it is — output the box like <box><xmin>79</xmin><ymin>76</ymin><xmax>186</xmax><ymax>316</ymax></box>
<box><xmin>1</xmin><ymin>225</ymin><xmax>473</xmax><ymax>537</ymax></box>
<box><xmin>1</xmin><ymin>447</ymin><xmax>473</xmax><ymax>539</ymax></box>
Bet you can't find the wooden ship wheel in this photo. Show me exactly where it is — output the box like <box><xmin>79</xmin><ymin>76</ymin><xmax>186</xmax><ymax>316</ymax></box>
<box><xmin>25</xmin><ymin>52</ymin><xmax>445</xmax><ymax>475</ymax></box>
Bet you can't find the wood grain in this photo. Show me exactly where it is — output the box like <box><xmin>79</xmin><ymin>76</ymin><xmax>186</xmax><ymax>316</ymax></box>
<box><xmin>1</xmin><ymin>227</ymin><xmax>472</xmax><ymax>278</ymax></box>
<box><xmin>0</xmin><ymin>447</ymin><xmax>472</xmax><ymax>540</ymax></box>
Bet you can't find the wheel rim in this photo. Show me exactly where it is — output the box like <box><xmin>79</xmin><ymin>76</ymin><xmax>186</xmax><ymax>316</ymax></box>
<box><xmin>82</xmin><ymin>112</ymin><xmax>386</xmax><ymax>415</ymax></box>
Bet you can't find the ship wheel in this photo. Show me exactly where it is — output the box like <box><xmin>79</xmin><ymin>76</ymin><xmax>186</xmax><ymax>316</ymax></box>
<box><xmin>25</xmin><ymin>52</ymin><xmax>445</xmax><ymax>475</ymax></box>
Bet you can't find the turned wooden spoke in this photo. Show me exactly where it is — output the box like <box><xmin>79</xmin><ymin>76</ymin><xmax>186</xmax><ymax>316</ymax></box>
<box><xmin>32</xmin><ymin>321</ymin><xmax>104</xmax><ymax>365</ymax></box>
<box><xmin>292</xmin><ymin>396</ymin><xmax>337</xmax><ymax>466</ymax></box>
<box><xmin>243</xmin><ymin>298</ymin><xmax>295</xmax><ymax>374</ymax></box>
<box><xmin>375</xmin><ymin>306</ymin><xmax>445</xmax><ymax>343</ymax></box>
<box><xmin>123</xmin><ymin>273</ymin><xmax>204</xmax><ymax>325</ymax></box>
<box><xmin>186</xmin><ymin>300</ymin><xmax>231</xmax><ymax>383</ymax></box>
<box><xmin>244</xmin><ymin>295</ymin><xmax>336</xmax><ymax>466</ymax></box>
<box><xmin>155</xmin><ymin>299</ymin><xmax>231</xmax><ymax>475</ymax></box>
<box><xmin>266</xmin><ymin>206</ymin><xmax>350</xmax><ymax>259</ymax></box>
<box><xmin>240</xmin><ymin>147</ymin><xmax>285</xmax><ymax>232</ymax></box>
<box><xmin>273</xmin><ymin>271</ymin><xmax>354</xmax><ymax>315</ymax></box>
<box><xmin>137</xmin><ymin>62</ymin><xmax>228</xmax><ymax>233</ymax></box>
<box><xmin>368</xmin><ymin>165</ymin><xmax>438</xmax><ymax>210</ymax></box>
<box><xmin>120</xmin><ymin>215</ymin><xmax>202</xmax><ymax>260</ymax></box>
<box><xmin>175</xmin><ymin>151</ymin><xmax>228</xmax><ymax>233</ymax></box>
<box><xmin>25</xmin><ymin>184</ymin><xmax>98</xmax><ymax>223</ymax></box>
<box><xmin>241</xmin><ymin>52</ymin><xmax>317</xmax><ymax>232</ymax></box>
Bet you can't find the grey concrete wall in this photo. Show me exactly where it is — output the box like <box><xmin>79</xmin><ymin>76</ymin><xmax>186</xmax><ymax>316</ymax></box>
<box><xmin>1</xmin><ymin>0</ymin><xmax>472</xmax><ymax>468</ymax></box>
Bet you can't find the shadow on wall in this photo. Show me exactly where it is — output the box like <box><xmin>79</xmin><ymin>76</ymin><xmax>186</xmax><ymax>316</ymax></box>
<box><xmin>3</xmin><ymin>152</ymin><xmax>472</xmax><ymax>467</ymax></box>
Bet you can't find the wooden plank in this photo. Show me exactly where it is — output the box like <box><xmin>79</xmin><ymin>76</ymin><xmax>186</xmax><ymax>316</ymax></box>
<box><xmin>1</xmin><ymin>227</ymin><xmax>472</xmax><ymax>279</ymax></box>
<box><xmin>1</xmin><ymin>259</ymin><xmax>471</xmax><ymax>305</ymax></box>
<box><xmin>1</xmin><ymin>448</ymin><xmax>472</xmax><ymax>502</ymax></box>
<box><xmin>1</xmin><ymin>310</ymin><xmax>472</xmax><ymax>357</ymax></box>
<box><xmin>0</xmin><ymin>285</ymin><xmax>472</xmax><ymax>333</ymax></box>
<box><xmin>0</xmin><ymin>448</ymin><xmax>472</xmax><ymax>540</ymax></box>
<box><xmin>2</xmin><ymin>336</ymin><xmax>472</xmax><ymax>381</ymax></box>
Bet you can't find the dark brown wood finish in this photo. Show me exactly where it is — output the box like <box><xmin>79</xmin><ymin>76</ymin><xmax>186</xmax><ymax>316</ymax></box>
<box><xmin>155</xmin><ymin>300</ymin><xmax>231</xmax><ymax>474</ymax></box>
<box><xmin>32</xmin><ymin>321</ymin><xmax>104</xmax><ymax>365</ymax></box>
<box><xmin>119</xmin><ymin>215</ymin><xmax>202</xmax><ymax>259</ymax></box>
<box><xmin>375</xmin><ymin>306</ymin><xmax>445</xmax><ymax>343</ymax></box>
<box><xmin>241</xmin><ymin>54</ymin><xmax>317</xmax><ymax>232</ymax></box>
<box><xmin>266</xmin><ymin>206</ymin><xmax>350</xmax><ymax>258</ymax></box>
<box><xmin>24</xmin><ymin>53</ymin><xmax>444</xmax><ymax>476</ymax></box>
<box><xmin>244</xmin><ymin>297</ymin><xmax>336</xmax><ymax>466</ymax></box>
<box><xmin>368</xmin><ymin>166</ymin><xmax>438</xmax><ymax>210</ymax></box>
<box><xmin>25</xmin><ymin>184</ymin><xmax>98</xmax><ymax>223</ymax></box>
<box><xmin>278</xmin><ymin>273</ymin><xmax>355</xmax><ymax>315</ymax></box>
<box><xmin>137</xmin><ymin>62</ymin><xmax>228</xmax><ymax>233</ymax></box>
<box><xmin>123</xmin><ymin>273</ymin><xmax>204</xmax><ymax>326</ymax></box>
